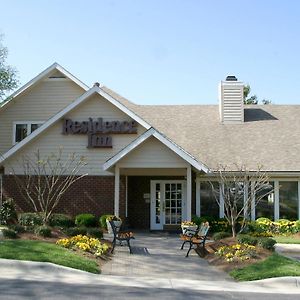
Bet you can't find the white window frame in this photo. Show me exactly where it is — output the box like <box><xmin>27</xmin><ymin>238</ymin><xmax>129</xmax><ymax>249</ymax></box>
<box><xmin>13</xmin><ymin>121</ymin><xmax>44</xmax><ymax>145</ymax></box>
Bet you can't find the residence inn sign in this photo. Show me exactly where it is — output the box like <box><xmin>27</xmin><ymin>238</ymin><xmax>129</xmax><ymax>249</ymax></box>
<box><xmin>62</xmin><ymin>118</ymin><xmax>138</xmax><ymax>148</ymax></box>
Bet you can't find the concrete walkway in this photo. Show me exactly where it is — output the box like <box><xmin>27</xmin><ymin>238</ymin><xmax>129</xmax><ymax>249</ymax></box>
<box><xmin>101</xmin><ymin>231</ymin><xmax>231</xmax><ymax>281</ymax></box>
<box><xmin>276</xmin><ymin>243</ymin><xmax>300</xmax><ymax>261</ymax></box>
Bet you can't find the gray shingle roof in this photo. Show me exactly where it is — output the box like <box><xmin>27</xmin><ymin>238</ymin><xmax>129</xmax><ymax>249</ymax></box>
<box><xmin>101</xmin><ymin>86</ymin><xmax>300</xmax><ymax>172</ymax></box>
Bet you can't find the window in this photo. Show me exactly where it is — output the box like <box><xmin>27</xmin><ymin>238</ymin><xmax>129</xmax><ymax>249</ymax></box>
<box><xmin>13</xmin><ymin>121</ymin><xmax>43</xmax><ymax>144</ymax></box>
<box><xmin>200</xmin><ymin>182</ymin><xmax>220</xmax><ymax>218</ymax></box>
<box><xmin>256</xmin><ymin>182</ymin><xmax>275</xmax><ymax>220</ymax></box>
<box><xmin>279</xmin><ymin>181</ymin><xmax>298</xmax><ymax>220</ymax></box>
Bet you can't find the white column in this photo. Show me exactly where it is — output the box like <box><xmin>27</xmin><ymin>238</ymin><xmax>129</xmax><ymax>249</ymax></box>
<box><xmin>186</xmin><ymin>165</ymin><xmax>192</xmax><ymax>221</ymax></box>
<box><xmin>114</xmin><ymin>165</ymin><xmax>120</xmax><ymax>217</ymax></box>
<box><xmin>196</xmin><ymin>179</ymin><xmax>200</xmax><ymax>216</ymax></box>
<box><xmin>274</xmin><ymin>180</ymin><xmax>280</xmax><ymax>220</ymax></box>
<box><xmin>298</xmin><ymin>181</ymin><xmax>300</xmax><ymax>219</ymax></box>
<box><xmin>125</xmin><ymin>175</ymin><xmax>128</xmax><ymax>218</ymax></box>
<box><xmin>219</xmin><ymin>182</ymin><xmax>224</xmax><ymax>218</ymax></box>
<box><xmin>250</xmin><ymin>181</ymin><xmax>255</xmax><ymax>221</ymax></box>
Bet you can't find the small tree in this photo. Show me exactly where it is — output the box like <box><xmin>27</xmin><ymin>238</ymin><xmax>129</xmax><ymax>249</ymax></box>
<box><xmin>209</xmin><ymin>165</ymin><xmax>273</xmax><ymax>237</ymax></box>
<box><xmin>12</xmin><ymin>149</ymin><xmax>87</xmax><ymax>225</ymax></box>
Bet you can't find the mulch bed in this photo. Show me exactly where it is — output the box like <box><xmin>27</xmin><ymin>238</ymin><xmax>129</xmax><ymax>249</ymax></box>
<box><xmin>202</xmin><ymin>237</ymin><xmax>272</xmax><ymax>273</ymax></box>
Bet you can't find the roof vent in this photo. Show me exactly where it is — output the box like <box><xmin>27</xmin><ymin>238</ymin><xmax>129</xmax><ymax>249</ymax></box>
<box><xmin>225</xmin><ymin>75</ymin><xmax>238</xmax><ymax>81</ymax></box>
<box><xmin>93</xmin><ymin>82</ymin><xmax>100</xmax><ymax>87</ymax></box>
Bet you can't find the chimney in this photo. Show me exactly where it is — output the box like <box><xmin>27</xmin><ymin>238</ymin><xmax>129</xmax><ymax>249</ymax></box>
<box><xmin>93</xmin><ymin>82</ymin><xmax>100</xmax><ymax>87</ymax></box>
<box><xmin>219</xmin><ymin>75</ymin><xmax>244</xmax><ymax>124</ymax></box>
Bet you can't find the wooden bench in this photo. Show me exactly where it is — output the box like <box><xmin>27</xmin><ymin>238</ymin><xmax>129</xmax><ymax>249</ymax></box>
<box><xmin>109</xmin><ymin>220</ymin><xmax>135</xmax><ymax>254</ymax></box>
<box><xmin>180</xmin><ymin>222</ymin><xmax>210</xmax><ymax>257</ymax></box>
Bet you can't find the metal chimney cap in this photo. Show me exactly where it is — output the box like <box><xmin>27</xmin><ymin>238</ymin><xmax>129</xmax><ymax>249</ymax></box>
<box><xmin>93</xmin><ymin>82</ymin><xmax>100</xmax><ymax>87</ymax></box>
<box><xmin>226</xmin><ymin>75</ymin><xmax>238</xmax><ymax>81</ymax></box>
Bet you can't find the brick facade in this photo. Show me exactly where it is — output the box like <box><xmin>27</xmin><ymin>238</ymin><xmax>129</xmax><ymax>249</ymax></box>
<box><xmin>2</xmin><ymin>175</ymin><xmax>126</xmax><ymax>218</ymax></box>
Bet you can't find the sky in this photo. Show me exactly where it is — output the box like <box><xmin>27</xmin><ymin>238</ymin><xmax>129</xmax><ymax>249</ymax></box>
<box><xmin>1</xmin><ymin>0</ymin><xmax>300</xmax><ymax>105</ymax></box>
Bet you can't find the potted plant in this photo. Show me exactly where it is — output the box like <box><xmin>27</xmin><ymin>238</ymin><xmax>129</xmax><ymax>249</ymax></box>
<box><xmin>181</xmin><ymin>220</ymin><xmax>197</xmax><ymax>235</ymax></box>
<box><xmin>106</xmin><ymin>215</ymin><xmax>122</xmax><ymax>234</ymax></box>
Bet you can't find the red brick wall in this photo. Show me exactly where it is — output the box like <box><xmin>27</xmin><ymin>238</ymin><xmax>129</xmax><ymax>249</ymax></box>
<box><xmin>2</xmin><ymin>175</ymin><xmax>126</xmax><ymax>218</ymax></box>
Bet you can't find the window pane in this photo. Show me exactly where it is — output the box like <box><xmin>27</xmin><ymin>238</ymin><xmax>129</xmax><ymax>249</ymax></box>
<box><xmin>200</xmin><ymin>182</ymin><xmax>219</xmax><ymax>218</ymax></box>
<box><xmin>279</xmin><ymin>181</ymin><xmax>298</xmax><ymax>220</ymax></box>
<box><xmin>15</xmin><ymin>124</ymin><xmax>28</xmax><ymax>142</ymax></box>
<box><xmin>256</xmin><ymin>182</ymin><xmax>274</xmax><ymax>220</ymax></box>
<box><xmin>31</xmin><ymin>123</ymin><xmax>41</xmax><ymax>132</ymax></box>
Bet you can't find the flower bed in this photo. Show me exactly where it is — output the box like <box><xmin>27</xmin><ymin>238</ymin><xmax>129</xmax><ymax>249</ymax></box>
<box><xmin>56</xmin><ymin>235</ymin><xmax>109</xmax><ymax>257</ymax></box>
<box><xmin>216</xmin><ymin>243</ymin><xmax>257</xmax><ymax>262</ymax></box>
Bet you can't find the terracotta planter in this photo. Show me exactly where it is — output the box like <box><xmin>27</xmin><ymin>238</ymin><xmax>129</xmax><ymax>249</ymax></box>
<box><xmin>106</xmin><ymin>219</ymin><xmax>122</xmax><ymax>234</ymax></box>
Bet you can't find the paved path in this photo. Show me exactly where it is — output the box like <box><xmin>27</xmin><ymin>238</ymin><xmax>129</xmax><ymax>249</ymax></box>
<box><xmin>276</xmin><ymin>243</ymin><xmax>300</xmax><ymax>261</ymax></box>
<box><xmin>101</xmin><ymin>231</ymin><xmax>231</xmax><ymax>281</ymax></box>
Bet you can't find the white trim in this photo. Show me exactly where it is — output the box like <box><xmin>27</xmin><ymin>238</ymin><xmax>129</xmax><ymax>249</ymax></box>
<box><xmin>12</xmin><ymin>121</ymin><xmax>44</xmax><ymax>145</ymax></box>
<box><xmin>298</xmin><ymin>181</ymin><xmax>300</xmax><ymax>220</ymax></box>
<box><xmin>186</xmin><ymin>165</ymin><xmax>192</xmax><ymax>221</ymax></box>
<box><xmin>125</xmin><ymin>175</ymin><xmax>128</xmax><ymax>218</ymax></box>
<box><xmin>0</xmin><ymin>86</ymin><xmax>154</xmax><ymax>165</ymax></box>
<box><xmin>196</xmin><ymin>180</ymin><xmax>200</xmax><ymax>216</ymax></box>
<box><xmin>114</xmin><ymin>164</ymin><xmax>120</xmax><ymax>217</ymax></box>
<box><xmin>0</xmin><ymin>63</ymin><xmax>89</xmax><ymax>111</ymax></box>
<box><xmin>103</xmin><ymin>128</ymin><xmax>208</xmax><ymax>173</ymax></box>
<box><xmin>274</xmin><ymin>180</ymin><xmax>280</xmax><ymax>220</ymax></box>
<box><xmin>219</xmin><ymin>183</ymin><xmax>224</xmax><ymax>218</ymax></box>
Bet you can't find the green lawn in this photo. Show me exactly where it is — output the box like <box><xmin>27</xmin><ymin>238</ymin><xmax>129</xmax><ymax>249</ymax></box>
<box><xmin>274</xmin><ymin>235</ymin><xmax>300</xmax><ymax>244</ymax></box>
<box><xmin>0</xmin><ymin>240</ymin><xmax>99</xmax><ymax>274</ymax></box>
<box><xmin>230</xmin><ymin>253</ymin><xmax>300</xmax><ymax>281</ymax></box>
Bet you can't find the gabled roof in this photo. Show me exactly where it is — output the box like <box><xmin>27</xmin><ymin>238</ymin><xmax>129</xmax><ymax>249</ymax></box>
<box><xmin>0</xmin><ymin>62</ymin><xmax>89</xmax><ymax>111</ymax></box>
<box><xmin>103</xmin><ymin>128</ymin><xmax>209</xmax><ymax>172</ymax></box>
<box><xmin>0</xmin><ymin>85</ymin><xmax>151</xmax><ymax>164</ymax></box>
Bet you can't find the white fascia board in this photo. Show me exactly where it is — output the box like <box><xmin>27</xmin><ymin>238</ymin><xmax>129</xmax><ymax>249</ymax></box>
<box><xmin>0</xmin><ymin>62</ymin><xmax>89</xmax><ymax>111</ymax></box>
<box><xmin>103</xmin><ymin>128</ymin><xmax>209</xmax><ymax>173</ymax></box>
<box><xmin>98</xmin><ymin>87</ymin><xmax>151</xmax><ymax>130</ymax></box>
<box><xmin>0</xmin><ymin>87</ymin><xmax>97</xmax><ymax>164</ymax></box>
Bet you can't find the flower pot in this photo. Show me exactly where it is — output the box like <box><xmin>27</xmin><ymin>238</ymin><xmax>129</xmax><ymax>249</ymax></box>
<box><xmin>181</xmin><ymin>225</ymin><xmax>197</xmax><ymax>235</ymax></box>
<box><xmin>106</xmin><ymin>219</ymin><xmax>122</xmax><ymax>234</ymax></box>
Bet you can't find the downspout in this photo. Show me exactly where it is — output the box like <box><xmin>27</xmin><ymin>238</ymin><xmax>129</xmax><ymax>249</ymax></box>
<box><xmin>0</xmin><ymin>166</ymin><xmax>4</xmax><ymax>208</ymax></box>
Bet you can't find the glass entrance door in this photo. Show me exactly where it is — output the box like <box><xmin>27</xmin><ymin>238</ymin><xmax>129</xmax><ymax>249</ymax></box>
<box><xmin>150</xmin><ymin>180</ymin><xmax>186</xmax><ymax>230</ymax></box>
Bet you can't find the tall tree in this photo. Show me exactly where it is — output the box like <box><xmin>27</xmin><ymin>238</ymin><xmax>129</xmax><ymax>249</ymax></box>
<box><xmin>0</xmin><ymin>35</ymin><xmax>18</xmax><ymax>101</ymax></box>
<box><xmin>209</xmin><ymin>165</ymin><xmax>273</xmax><ymax>237</ymax></box>
<box><xmin>243</xmin><ymin>84</ymin><xmax>271</xmax><ymax>105</ymax></box>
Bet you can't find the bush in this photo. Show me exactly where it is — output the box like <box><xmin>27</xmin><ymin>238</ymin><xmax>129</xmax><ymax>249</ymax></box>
<box><xmin>75</xmin><ymin>214</ymin><xmax>97</xmax><ymax>227</ymax></box>
<box><xmin>35</xmin><ymin>225</ymin><xmax>52</xmax><ymax>237</ymax></box>
<box><xmin>99</xmin><ymin>214</ymin><xmax>114</xmax><ymax>229</ymax></box>
<box><xmin>49</xmin><ymin>214</ymin><xmax>74</xmax><ymax>228</ymax></box>
<box><xmin>64</xmin><ymin>227</ymin><xmax>88</xmax><ymax>237</ymax></box>
<box><xmin>0</xmin><ymin>198</ymin><xmax>17</xmax><ymax>225</ymax></box>
<box><xmin>237</xmin><ymin>234</ymin><xmax>258</xmax><ymax>246</ymax></box>
<box><xmin>87</xmin><ymin>228</ymin><xmax>103</xmax><ymax>239</ymax></box>
<box><xmin>213</xmin><ymin>231</ymin><xmax>231</xmax><ymax>241</ymax></box>
<box><xmin>18</xmin><ymin>213</ymin><xmax>43</xmax><ymax>227</ymax></box>
<box><xmin>8</xmin><ymin>224</ymin><xmax>25</xmax><ymax>233</ymax></box>
<box><xmin>258</xmin><ymin>237</ymin><xmax>276</xmax><ymax>250</ymax></box>
<box><xmin>2</xmin><ymin>228</ymin><xmax>17</xmax><ymax>239</ymax></box>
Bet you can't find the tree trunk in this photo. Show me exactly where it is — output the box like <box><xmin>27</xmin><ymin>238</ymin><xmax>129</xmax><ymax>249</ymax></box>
<box><xmin>231</xmin><ymin>223</ymin><xmax>236</xmax><ymax>238</ymax></box>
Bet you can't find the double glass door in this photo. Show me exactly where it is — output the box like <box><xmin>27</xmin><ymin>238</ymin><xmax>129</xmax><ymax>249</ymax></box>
<box><xmin>150</xmin><ymin>180</ymin><xmax>186</xmax><ymax>230</ymax></box>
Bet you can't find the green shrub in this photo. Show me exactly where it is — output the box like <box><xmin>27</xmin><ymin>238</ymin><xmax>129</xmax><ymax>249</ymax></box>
<box><xmin>237</xmin><ymin>234</ymin><xmax>258</xmax><ymax>246</ymax></box>
<box><xmin>8</xmin><ymin>224</ymin><xmax>25</xmax><ymax>233</ymax></box>
<box><xmin>35</xmin><ymin>226</ymin><xmax>52</xmax><ymax>237</ymax></box>
<box><xmin>2</xmin><ymin>228</ymin><xmax>17</xmax><ymax>239</ymax></box>
<box><xmin>99</xmin><ymin>214</ymin><xmax>114</xmax><ymax>229</ymax></box>
<box><xmin>18</xmin><ymin>213</ymin><xmax>43</xmax><ymax>227</ymax></box>
<box><xmin>87</xmin><ymin>228</ymin><xmax>103</xmax><ymax>239</ymax></box>
<box><xmin>0</xmin><ymin>198</ymin><xmax>17</xmax><ymax>225</ymax></box>
<box><xmin>213</xmin><ymin>231</ymin><xmax>231</xmax><ymax>240</ymax></box>
<box><xmin>49</xmin><ymin>214</ymin><xmax>74</xmax><ymax>228</ymax></box>
<box><xmin>75</xmin><ymin>214</ymin><xmax>97</xmax><ymax>227</ymax></box>
<box><xmin>258</xmin><ymin>237</ymin><xmax>276</xmax><ymax>250</ymax></box>
<box><xmin>64</xmin><ymin>226</ymin><xmax>88</xmax><ymax>237</ymax></box>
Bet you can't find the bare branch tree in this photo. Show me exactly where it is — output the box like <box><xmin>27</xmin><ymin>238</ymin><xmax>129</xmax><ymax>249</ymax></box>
<box><xmin>209</xmin><ymin>165</ymin><xmax>273</xmax><ymax>237</ymax></box>
<box><xmin>11</xmin><ymin>148</ymin><xmax>88</xmax><ymax>225</ymax></box>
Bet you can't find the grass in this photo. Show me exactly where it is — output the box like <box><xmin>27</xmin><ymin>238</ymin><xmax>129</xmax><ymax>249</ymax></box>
<box><xmin>274</xmin><ymin>235</ymin><xmax>300</xmax><ymax>244</ymax></box>
<box><xmin>230</xmin><ymin>253</ymin><xmax>300</xmax><ymax>281</ymax></box>
<box><xmin>0</xmin><ymin>240</ymin><xmax>99</xmax><ymax>274</ymax></box>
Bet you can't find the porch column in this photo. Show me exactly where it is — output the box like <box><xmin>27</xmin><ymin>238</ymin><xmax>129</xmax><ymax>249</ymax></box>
<box><xmin>114</xmin><ymin>164</ymin><xmax>120</xmax><ymax>217</ymax></box>
<box><xmin>186</xmin><ymin>165</ymin><xmax>192</xmax><ymax>221</ymax></box>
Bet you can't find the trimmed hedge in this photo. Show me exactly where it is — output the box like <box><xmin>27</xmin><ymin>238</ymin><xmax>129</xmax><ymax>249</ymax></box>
<box><xmin>237</xmin><ymin>234</ymin><xmax>258</xmax><ymax>246</ymax></box>
<box><xmin>258</xmin><ymin>237</ymin><xmax>276</xmax><ymax>250</ymax></box>
<box><xmin>2</xmin><ymin>228</ymin><xmax>17</xmax><ymax>239</ymax></box>
<box><xmin>49</xmin><ymin>214</ymin><xmax>74</xmax><ymax>228</ymax></box>
<box><xmin>237</xmin><ymin>234</ymin><xmax>276</xmax><ymax>250</ymax></box>
<box><xmin>64</xmin><ymin>227</ymin><xmax>88</xmax><ymax>237</ymax></box>
<box><xmin>87</xmin><ymin>228</ymin><xmax>103</xmax><ymax>239</ymax></box>
<box><xmin>35</xmin><ymin>226</ymin><xmax>52</xmax><ymax>237</ymax></box>
<box><xmin>18</xmin><ymin>213</ymin><xmax>43</xmax><ymax>227</ymax></box>
<box><xmin>213</xmin><ymin>231</ymin><xmax>231</xmax><ymax>241</ymax></box>
<box><xmin>8</xmin><ymin>224</ymin><xmax>25</xmax><ymax>234</ymax></box>
<box><xmin>75</xmin><ymin>214</ymin><xmax>97</xmax><ymax>227</ymax></box>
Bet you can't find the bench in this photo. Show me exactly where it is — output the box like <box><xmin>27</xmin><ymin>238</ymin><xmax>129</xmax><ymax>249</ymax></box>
<box><xmin>180</xmin><ymin>222</ymin><xmax>210</xmax><ymax>257</ymax></box>
<box><xmin>109</xmin><ymin>220</ymin><xmax>135</xmax><ymax>254</ymax></box>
